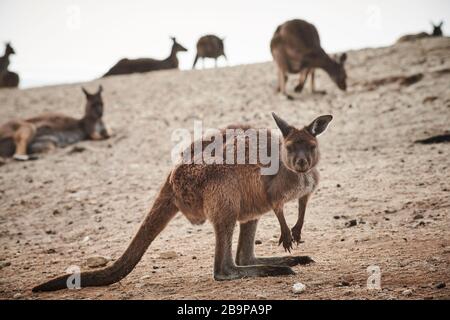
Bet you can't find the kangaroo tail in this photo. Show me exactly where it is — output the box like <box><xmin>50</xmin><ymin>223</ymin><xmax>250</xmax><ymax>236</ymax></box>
<box><xmin>192</xmin><ymin>54</ymin><xmax>199</xmax><ymax>69</ymax></box>
<box><xmin>32</xmin><ymin>175</ymin><xmax>178</xmax><ymax>292</ymax></box>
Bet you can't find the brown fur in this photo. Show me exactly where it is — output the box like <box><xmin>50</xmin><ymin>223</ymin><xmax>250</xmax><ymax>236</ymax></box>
<box><xmin>0</xmin><ymin>86</ymin><xmax>109</xmax><ymax>160</ymax></box>
<box><xmin>270</xmin><ymin>19</ymin><xmax>347</xmax><ymax>99</ymax></box>
<box><xmin>103</xmin><ymin>37</ymin><xmax>187</xmax><ymax>77</ymax></box>
<box><xmin>193</xmin><ymin>35</ymin><xmax>227</xmax><ymax>69</ymax></box>
<box><xmin>32</xmin><ymin>113</ymin><xmax>332</xmax><ymax>292</ymax></box>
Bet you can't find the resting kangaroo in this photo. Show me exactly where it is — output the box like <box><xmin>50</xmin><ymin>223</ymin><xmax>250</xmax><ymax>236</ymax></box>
<box><xmin>0</xmin><ymin>42</ymin><xmax>19</xmax><ymax>88</ymax></box>
<box><xmin>32</xmin><ymin>113</ymin><xmax>332</xmax><ymax>292</ymax></box>
<box><xmin>271</xmin><ymin>19</ymin><xmax>347</xmax><ymax>99</ymax></box>
<box><xmin>396</xmin><ymin>21</ymin><xmax>444</xmax><ymax>43</ymax></box>
<box><xmin>103</xmin><ymin>37</ymin><xmax>187</xmax><ymax>77</ymax></box>
<box><xmin>0</xmin><ymin>86</ymin><xmax>109</xmax><ymax>161</ymax></box>
<box><xmin>193</xmin><ymin>35</ymin><xmax>227</xmax><ymax>69</ymax></box>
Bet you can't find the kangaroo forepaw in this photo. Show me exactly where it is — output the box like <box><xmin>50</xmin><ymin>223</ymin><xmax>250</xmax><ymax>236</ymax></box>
<box><xmin>294</xmin><ymin>84</ymin><xmax>304</xmax><ymax>93</ymax></box>
<box><xmin>291</xmin><ymin>226</ymin><xmax>303</xmax><ymax>245</ymax></box>
<box><xmin>278</xmin><ymin>231</ymin><xmax>294</xmax><ymax>253</ymax></box>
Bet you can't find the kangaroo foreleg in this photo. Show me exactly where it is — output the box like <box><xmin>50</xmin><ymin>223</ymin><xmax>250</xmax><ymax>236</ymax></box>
<box><xmin>291</xmin><ymin>195</ymin><xmax>309</xmax><ymax>244</ymax></box>
<box><xmin>13</xmin><ymin>122</ymin><xmax>36</xmax><ymax>161</ymax></box>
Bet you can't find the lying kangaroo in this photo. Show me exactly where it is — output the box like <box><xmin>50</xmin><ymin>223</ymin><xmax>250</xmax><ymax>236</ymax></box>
<box><xmin>103</xmin><ymin>37</ymin><xmax>188</xmax><ymax>77</ymax></box>
<box><xmin>0</xmin><ymin>86</ymin><xmax>109</xmax><ymax>161</ymax></box>
<box><xmin>271</xmin><ymin>19</ymin><xmax>347</xmax><ymax>99</ymax></box>
<box><xmin>0</xmin><ymin>43</ymin><xmax>19</xmax><ymax>88</ymax></box>
<box><xmin>193</xmin><ymin>35</ymin><xmax>227</xmax><ymax>69</ymax></box>
<box><xmin>396</xmin><ymin>21</ymin><xmax>444</xmax><ymax>43</ymax></box>
<box><xmin>32</xmin><ymin>113</ymin><xmax>332</xmax><ymax>292</ymax></box>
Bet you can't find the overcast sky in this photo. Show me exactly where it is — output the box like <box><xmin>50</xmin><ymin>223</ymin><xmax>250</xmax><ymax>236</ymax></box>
<box><xmin>1</xmin><ymin>0</ymin><xmax>449</xmax><ymax>88</ymax></box>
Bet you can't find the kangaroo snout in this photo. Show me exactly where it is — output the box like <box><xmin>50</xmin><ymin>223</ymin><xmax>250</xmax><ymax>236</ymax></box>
<box><xmin>295</xmin><ymin>157</ymin><xmax>309</xmax><ymax>171</ymax></box>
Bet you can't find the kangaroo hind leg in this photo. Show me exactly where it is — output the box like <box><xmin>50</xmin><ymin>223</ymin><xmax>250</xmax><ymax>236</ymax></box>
<box><xmin>13</xmin><ymin>122</ymin><xmax>37</xmax><ymax>161</ymax></box>
<box><xmin>235</xmin><ymin>220</ymin><xmax>314</xmax><ymax>267</ymax></box>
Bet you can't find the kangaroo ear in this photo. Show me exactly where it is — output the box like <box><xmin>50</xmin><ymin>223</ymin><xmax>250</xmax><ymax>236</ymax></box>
<box><xmin>439</xmin><ymin>21</ymin><xmax>444</xmax><ymax>27</ymax></box>
<box><xmin>272</xmin><ymin>112</ymin><xmax>293</xmax><ymax>138</ymax></box>
<box><xmin>340</xmin><ymin>53</ymin><xmax>347</xmax><ymax>64</ymax></box>
<box><xmin>307</xmin><ymin>115</ymin><xmax>333</xmax><ymax>137</ymax></box>
<box><xmin>97</xmin><ymin>85</ymin><xmax>103</xmax><ymax>94</ymax></box>
<box><xmin>82</xmin><ymin>87</ymin><xmax>90</xmax><ymax>97</ymax></box>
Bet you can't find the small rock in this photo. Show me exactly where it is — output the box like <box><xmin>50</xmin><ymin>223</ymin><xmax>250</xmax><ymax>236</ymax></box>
<box><xmin>345</xmin><ymin>219</ymin><xmax>357</xmax><ymax>228</ymax></box>
<box><xmin>255</xmin><ymin>240</ymin><xmax>262</xmax><ymax>245</ymax></box>
<box><xmin>402</xmin><ymin>289</ymin><xmax>413</xmax><ymax>296</ymax></box>
<box><xmin>45</xmin><ymin>230</ymin><xmax>56</xmax><ymax>235</ymax></box>
<box><xmin>52</xmin><ymin>209</ymin><xmax>61</xmax><ymax>215</ymax></box>
<box><xmin>413</xmin><ymin>214</ymin><xmax>423</xmax><ymax>220</ymax></box>
<box><xmin>86</xmin><ymin>256</ymin><xmax>109</xmax><ymax>268</ymax></box>
<box><xmin>81</xmin><ymin>236</ymin><xmax>90</xmax><ymax>243</ymax></box>
<box><xmin>140</xmin><ymin>275</ymin><xmax>151</xmax><ymax>280</ymax></box>
<box><xmin>192</xmin><ymin>256</ymin><xmax>197</xmax><ymax>260</ymax></box>
<box><xmin>159</xmin><ymin>251</ymin><xmax>177</xmax><ymax>259</ymax></box>
<box><xmin>434</xmin><ymin>282</ymin><xmax>446</xmax><ymax>289</ymax></box>
<box><xmin>292</xmin><ymin>282</ymin><xmax>307</xmax><ymax>294</ymax></box>
<box><xmin>336</xmin><ymin>184</ymin><xmax>341</xmax><ymax>188</ymax></box>
<box><xmin>13</xmin><ymin>293</ymin><xmax>22</xmax><ymax>299</ymax></box>
<box><xmin>0</xmin><ymin>261</ymin><xmax>11</xmax><ymax>269</ymax></box>
<box><xmin>46</xmin><ymin>248</ymin><xmax>56</xmax><ymax>254</ymax></box>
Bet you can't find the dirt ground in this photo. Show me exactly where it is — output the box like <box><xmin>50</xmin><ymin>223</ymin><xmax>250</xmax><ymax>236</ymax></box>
<box><xmin>0</xmin><ymin>37</ymin><xmax>449</xmax><ymax>300</ymax></box>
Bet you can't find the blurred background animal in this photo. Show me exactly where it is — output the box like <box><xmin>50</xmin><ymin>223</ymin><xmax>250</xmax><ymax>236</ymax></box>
<box><xmin>0</xmin><ymin>86</ymin><xmax>109</xmax><ymax>161</ymax></box>
<box><xmin>396</xmin><ymin>21</ymin><xmax>444</xmax><ymax>43</ymax></box>
<box><xmin>103</xmin><ymin>37</ymin><xmax>187</xmax><ymax>77</ymax></box>
<box><xmin>0</xmin><ymin>42</ymin><xmax>19</xmax><ymax>88</ymax></box>
<box><xmin>192</xmin><ymin>34</ymin><xmax>227</xmax><ymax>69</ymax></box>
<box><xmin>270</xmin><ymin>19</ymin><xmax>347</xmax><ymax>99</ymax></box>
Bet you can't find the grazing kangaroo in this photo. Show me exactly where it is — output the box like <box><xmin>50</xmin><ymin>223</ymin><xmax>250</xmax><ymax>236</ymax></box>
<box><xmin>193</xmin><ymin>35</ymin><xmax>227</xmax><ymax>69</ymax></box>
<box><xmin>396</xmin><ymin>21</ymin><xmax>444</xmax><ymax>43</ymax></box>
<box><xmin>0</xmin><ymin>86</ymin><xmax>109</xmax><ymax>161</ymax></box>
<box><xmin>103</xmin><ymin>37</ymin><xmax>187</xmax><ymax>77</ymax></box>
<box><xmin>0</xmin><ymin>43</ymin><xmax>19</xmax><ymax>88</ymax></box>
<box><xmin>271</xmin><ymin>19</ymin><xmax>347</xmax><ymax>99</ymax></box>
<box><xmin>32</xmin><ymin>113</ymin><xmax>332</xmax><ymax>292</ymax></box>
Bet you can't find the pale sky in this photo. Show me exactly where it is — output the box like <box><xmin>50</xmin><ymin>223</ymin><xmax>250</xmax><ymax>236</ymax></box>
<box><xmin>1</xmin><ymin>0</ymin><xmax>449</xmax><ymax>88</ymax></box>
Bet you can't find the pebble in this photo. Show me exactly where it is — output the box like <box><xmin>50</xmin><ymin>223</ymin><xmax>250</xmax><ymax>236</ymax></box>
<box><xmin>86</xmin><ymin>256</ymin><xmax>109</xmax><ymax>268</ymax></box>
<box><xmin>13</xmin><ymin>293</ymin><xmax>22</xmax><ymax>299</ymax></box>
<box><xmin>345</xmin><ymin>219</ymin><xmax>357</xmax><ymax>228</ymax></box>
<box><xmin>0</xmin><ymin>261</ymin><xmax>11</xmax><ymax>269</ymax></box>
<box><xmin>402</xmin><ymin>289</ymin><xmax>413</xmax><ymax>296</ymax></box>
<box><xmin>255</xmin><ymin>240</ymin><xmax>262</xmax><ymax>245</ymax></box>
<box><xmin>292</xmin><ymin>282</ymin><xmax>306</xmax><ymax>294</ymax></box>
<box><xmin>434</xmin><ymin>282</ymin><xmax>446</xmax><ymax>289</ymax></box>
<box><xmin>159</xmin><ymin>251</ymin><xmax>177</xmax><ymax>259</ymax></box>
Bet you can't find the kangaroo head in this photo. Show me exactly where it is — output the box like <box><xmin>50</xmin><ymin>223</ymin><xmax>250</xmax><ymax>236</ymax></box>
<box><xmin>170</xmin><ymin>37</ymin><xmax>188</xmax><ymax>53</ymax></box>
<box><xmin>431</xmin><ymin>21</ymin><xmax>444</xmax><ymax>36</ymax></box>
<box><xmin>329</xmin><ymin>53</ymin><xmax>347</xmax><ymax>91</ymax></box>
<box><xmin>82</xmin><ymin>85</ymin><xmax>104</xmax><ymax>119</ymax></box>
<box><xmin>5</xmin><ymin>42</ymin><xmax>15</xmax><ymax>56</ymax></box>
<box><xmin>272</xmin><ymin>112</ymin><xmax>332</xmax><ymax>173</ymax></box>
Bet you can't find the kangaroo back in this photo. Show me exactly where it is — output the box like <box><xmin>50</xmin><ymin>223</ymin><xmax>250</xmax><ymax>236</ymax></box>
<box><xmin>32</xmin><ymin>175</ymin><xmax>178</xmax><ymax>292</ymax></box>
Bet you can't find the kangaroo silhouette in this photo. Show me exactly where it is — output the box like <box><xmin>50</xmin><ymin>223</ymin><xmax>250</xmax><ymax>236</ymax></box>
<box><xmin>103</xmin><ymin>37</ymin><xmax>187</xmax><ymax>77</ymax></box>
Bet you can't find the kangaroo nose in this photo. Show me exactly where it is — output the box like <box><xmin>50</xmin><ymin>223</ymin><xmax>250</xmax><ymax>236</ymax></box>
<box><xmin>297</xmin><ymin>158</ymin><xmax>307</xmax><ymax>168</ymax></box>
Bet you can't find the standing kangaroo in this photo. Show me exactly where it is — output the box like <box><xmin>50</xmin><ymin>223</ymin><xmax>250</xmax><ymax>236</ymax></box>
<box><xmin>193</xmin><ymin>35</ymin><xmax>227</xmax><ymax>69</ymax></box>
<box><xmin>271</xmin><ymin>19</ymin><xmax>347</xmax><ymax>99</ymax></box>
<box><xmin>32</xmin><ymin>113</ymin><xmax>332</xmax><ymax>292</ymax></box>
<box><xmin>0</xmin><ymin>42</ymin><xmax>19</xmax><ymax>88</ymax></box>
<box><xmin>103</xmin><ymin>37</ymin><xmax>188</xmax><ymax>77</ymax></box>
<box><xmin>396</xmin><ymin>21</ymin><xmax>444</xmax><ymax>43</ymax></box>
<box><xmin>0</xmin><ymin>86</ymin><xmax>109</xmax><ymax>161</ymax></box>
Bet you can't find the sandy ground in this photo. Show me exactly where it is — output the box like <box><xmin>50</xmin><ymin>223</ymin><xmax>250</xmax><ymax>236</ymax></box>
<box><xmin>0</xmin><ymin>37</ymin><xmax>449</xmax><ymax>300</ymax></box>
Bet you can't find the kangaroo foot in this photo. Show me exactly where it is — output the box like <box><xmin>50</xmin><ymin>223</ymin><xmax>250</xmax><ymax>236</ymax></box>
<box><xmin>279</xmin><ymin>230</ymin><xmax>294</xmax><ymax>252</ymax></box>
<box><xmin>238</xmin><ymin>256</ymin><xmax>315</xmax><ymax>267</ymax></box>
<box><xmin>13</xmin><ymin>154</ymin><xmax>37</xmax><ymax>161</ymax></box>
<box><xmin>214</xmin><ymin>265</ymin><xmax>295</xmax><ymax>281</ymax></box>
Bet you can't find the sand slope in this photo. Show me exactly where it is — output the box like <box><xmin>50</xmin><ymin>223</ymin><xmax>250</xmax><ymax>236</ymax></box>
<box><xmin>0</xmin><ymin>37</ymin><xmax>449</xmax><ymax>300</ymax></box>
